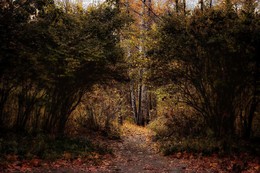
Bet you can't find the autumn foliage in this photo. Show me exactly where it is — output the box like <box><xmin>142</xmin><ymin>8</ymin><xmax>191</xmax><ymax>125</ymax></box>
<box><xmin>0</xmin><ymin>0</ymin><xmax>260</xmax><ymax>172</ymax></box>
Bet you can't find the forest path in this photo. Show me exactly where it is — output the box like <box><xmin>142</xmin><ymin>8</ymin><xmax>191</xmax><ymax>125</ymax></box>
<box><xmin>103</xmin><ymin>122</ymin><xmax>186</xmax><ymax>173</ymax></box>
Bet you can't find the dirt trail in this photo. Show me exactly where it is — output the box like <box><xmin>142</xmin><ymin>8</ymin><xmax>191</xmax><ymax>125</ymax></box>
<box><xmin>104</xmin><ymin>123</ymin><xmax>186</xmax><ymax>173</ymax></box>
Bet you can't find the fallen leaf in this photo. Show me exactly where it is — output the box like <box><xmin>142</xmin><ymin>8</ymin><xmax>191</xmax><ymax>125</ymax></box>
<box><xmin>6</xmin><ymin>154</ymin><xmax>18</xmax><ymax>162</ymax></box>
<box><xmin>31</xmin><ymin>159</ymin><xmax>41</xmax><ymax>167</ymax></box>
<box><xmin>88</xmin><ymin>166</ymin><xmax>97</xmax><ymax>171</ymax></box>
<box><xmin>210</xmin><ymin>162</ymin><xmax>218</xmax><ymax>168</ymax></box>
<box><xmin>176</xmin><ymin>152</ymin><xmax>182</xmax><ymax>159</ymax></box>
<box><xmin>143</xmin><ymin>164</ymin><xmax>154</xmax><ymax>170</ymax></box>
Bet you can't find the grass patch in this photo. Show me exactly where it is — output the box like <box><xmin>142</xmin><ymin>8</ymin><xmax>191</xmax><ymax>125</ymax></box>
<box><xmin>0</xmin><ymin>132</ymin><xmax>110</xmax><ymax>162</ymax></box>
<box><xmin>158</xmin><ymin>137</ymin><xmax>260</xmax><ymax>157</ymax></box>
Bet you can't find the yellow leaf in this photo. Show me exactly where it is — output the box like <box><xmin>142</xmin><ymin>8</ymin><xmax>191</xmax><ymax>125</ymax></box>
<box><xmin>63</xmin><ymin>152</ymin><xmax>72</xmax><ymax>160</ymax></box>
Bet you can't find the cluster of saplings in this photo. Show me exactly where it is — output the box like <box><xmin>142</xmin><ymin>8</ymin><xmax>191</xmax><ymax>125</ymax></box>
<box><xmin>148</xmin><ymin>1</ymin><xmax>259</xmax><ymax>155</ymax></box>
<box><xmin>0</xmin><ymin>0</ymin><xmax>129</xmax><ymax>135</ymax></box>
<box><xmin>0</xmin><ymin>0</ymin><xmax>128</xmax><ymax>161</ymax></box>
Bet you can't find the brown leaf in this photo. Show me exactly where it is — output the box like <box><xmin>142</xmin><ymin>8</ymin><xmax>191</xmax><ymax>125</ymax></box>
<box><xmin>88</xmin><ymin>166</ymin><xmax>97</xmax><ymax>171</ymax></box>
<box><xmin>209</xmin><ymin>162</ymin><xmax>218</xmax><ymax>168</ymax></box>
<box><xmin>30</xmin><ymin>159</ymin><xmax>41</xmax><ymax>167</ymax></box>
<box><xmin>176</xmin><ymin>152</ymin><xmax>182</xmax><ymax>159</ymax></box>
<box><xmin>5</xmin><ymin>154</ymin><xmax>18</xmax><ymax>162</ymax></box>
<box><xmin>254</xmin><ymin>165</ymin><xmax>259</xmax><ymax>171</ymax></box>
<box><xmin>143</xmin><ymin>164</ymin><xmax>154</xmax><ymax>170</ymax></box>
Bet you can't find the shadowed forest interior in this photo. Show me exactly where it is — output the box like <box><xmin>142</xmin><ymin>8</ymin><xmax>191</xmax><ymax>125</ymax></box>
<box><xmin>0</xmin><ymin>0</ymin><xmax>259</xmax><ymax>172</ymax></box>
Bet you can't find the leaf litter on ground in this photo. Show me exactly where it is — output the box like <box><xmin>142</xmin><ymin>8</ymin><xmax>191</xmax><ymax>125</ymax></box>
<box><xmin>1</xmin><ymin>122</ymin><xmax>259</xmax><ymax>173</ymax></box>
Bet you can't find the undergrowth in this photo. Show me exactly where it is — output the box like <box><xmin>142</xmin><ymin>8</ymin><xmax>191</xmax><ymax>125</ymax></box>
<box><xmin>148</xmin><ymin>116</ymin><xmax>260</xmax><ymax>157</ymax></box>
<box><xmin>159</xmin><ymin>137</ymin><xmax>260</xmax><ymax>157</ymax></box>
<box><xmin>0</xmin><ymin>132</ymin><xmax>110</xmax><ymax>162</ymax></box>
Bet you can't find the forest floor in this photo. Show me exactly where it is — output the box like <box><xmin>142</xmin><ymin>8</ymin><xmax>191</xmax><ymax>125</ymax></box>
<box><xmin>99</xmin><ymin>122</ymin><xmax>188</xmax><ymax>173</ymax></box>
<box><xmin>2</xmin><ymin>122</ymin><xmax>260</xmax><ymax>172</ymax></box>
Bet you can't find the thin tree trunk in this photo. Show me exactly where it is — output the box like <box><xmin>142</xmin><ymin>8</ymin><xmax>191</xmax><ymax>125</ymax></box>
<box><xmin>175</xmin><ymin>0</ymin><xmax>179</xmax><ymax>13</ymax></box>
<box><xmin>244</xmin><ymin>97</ymin><xmax>257</xmax><ymax>139</ymax></box>
<box><xmin>0</xmin><ymin>86</ymin><xmax>12</xmax><ymax>128</ymax></box>
<box><xmin>244</xmin><ymin>63</ymin><xmax>259</xmax><ymax>139</ymax></box>
<box><xmin>130</xmin><ymin>82</ymin><xmax>138</xmax><ymax>123</ymax></box>
<box><xmin>137</xmin><ymin>77</ymin><xmax>143</xmax><ymax>125</ymax></box>
<box><xmin>183</xmin><ymin>0</ymin><xmax>186</xmax><ymax>14</ymax></box>
<box><xmin>145</xmin><ymin>91</ymin><xmax>151</xmax><ymax>125</ymax></box>
<box><xmin>200</xmin><ymin>0</ymin><xmax>204</xmax><ymax>11</ymax></box>
<box><xmin>57</xmin><ymin>91</ymin><xmax>83</xmax><ymax>135</ymax></box>
<box><xmin>140</xmin><ymin>84</ymin><xmax>147</xmax><ymax>126</ymax></box>
<box><xmin>125</xmin><ymin>0</ymin><xmax>130</xmax><ymax>14</ymax></box>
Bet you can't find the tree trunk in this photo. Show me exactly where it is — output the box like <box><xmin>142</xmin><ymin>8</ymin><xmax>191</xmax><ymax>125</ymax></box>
<box><xmin>137</xmin><ymin>77</ymin><xmax>143</xmax><ymax>125</ymax></box>
<box><xmin>183</xmin><ymin>0</ymin><xmax>186</xmax><ymax>14</ymax></box>
<box><xmin>141</xmin><ymin>84</ymin><xmax>147</xmax><ymax>126</ymax></box>
<box><xmin>175</xmin><ymin>0</ymin><xmax>179</xmax><ymax>13</ymax></box>
<box><xmin>244</xmin><ymin>97</ymin><xmax>257</xmax><ymax>139</ymax></box>
<box><xmin>125</xmin><ymin>0</ymin><xmax>130</xmax><ymax>14</ymax></box>
<box><xmin>244</xmin><ymin>62</ymin><xmax>259</xmax><ymax>139</ymax></box>
<box><xmin>200</xmin><ymin>0</ymin><xmax>204</xmax><ymax>11</ymax></box>
<box><xmin>57</xmin><ymin>91</ymin><xmax>83</xmax><ymax>136</ymax></box>
<box><xmin>144</xmin><ymin>88</ymin><xmax>151</xmax><ymax>125</ymax></box>
<box><xmin>0</xmin><ymin>84</ymin><xmax>12</xmax><ymax>129</ymax></box>
<box><xmin>130</xmin><ymin>81</ymin><xmax>138</xmax><ymax>123</ymax></box>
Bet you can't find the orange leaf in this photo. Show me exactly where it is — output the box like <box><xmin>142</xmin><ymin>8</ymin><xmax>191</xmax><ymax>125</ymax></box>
<box><xmin>31</xmin><ymin>159</ymin><xmax>41</xmax><ymax>167</ymax></box>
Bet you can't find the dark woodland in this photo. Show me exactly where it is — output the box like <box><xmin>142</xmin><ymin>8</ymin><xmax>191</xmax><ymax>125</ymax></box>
<box><xmin>0</xmin><ymin>0</ymin><xmax>259</xmax><ymax>172</ymax></box>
